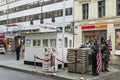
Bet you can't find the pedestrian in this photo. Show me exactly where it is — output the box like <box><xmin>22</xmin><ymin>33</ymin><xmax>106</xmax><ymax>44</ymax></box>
<box><xmin>15</xmin><ymin>44</ymin><xmax>21</xmax><ymax>60</ymax></box>
<box><xmin>101</xmin><ymin>40</ymin><xmax>110</xmax><ymax>72</ymax></box>
<box><xmin>91</xmin><ymin>39</ymin><xmax>99</xmax><ymax>76</ymax></box>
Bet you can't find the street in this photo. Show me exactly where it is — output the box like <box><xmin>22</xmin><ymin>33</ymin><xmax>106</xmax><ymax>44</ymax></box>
<box><xmin>0</xmin><ymin>53</ymin><xmax>69</xmax><ymax>80</ymax></box>
<box><xmin>0</xmin><ymin>67</ymin><xmax>60</xmax><ymax>80</ymax></box>
<box><xmin>0</xmin><ymin>53</ymin><xmax>120</xmax><ymax>80</ymax></box>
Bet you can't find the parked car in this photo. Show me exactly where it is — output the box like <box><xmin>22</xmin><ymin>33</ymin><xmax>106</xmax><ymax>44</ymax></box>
<box><xmin>0</xmin><ymin>44</ymin><xmax>6</xmax><ymax>54</ymax></box>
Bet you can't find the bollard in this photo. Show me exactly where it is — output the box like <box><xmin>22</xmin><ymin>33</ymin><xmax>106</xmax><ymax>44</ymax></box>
<box><xmin>33</xmin><ymin>54</ymin><xmax>37</xmax><ymax>72</ymax></box>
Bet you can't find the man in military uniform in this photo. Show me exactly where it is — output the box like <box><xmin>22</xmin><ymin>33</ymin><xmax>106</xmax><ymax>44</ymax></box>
<box><xmin>91</xmin><ymin>39</ymin><xmax>99</xmax><ymax>76</ymax></box>
<box><xmin>101</xmin><ymin>40</ymin><xmax>110</xmax><ymax>72</ymax></box>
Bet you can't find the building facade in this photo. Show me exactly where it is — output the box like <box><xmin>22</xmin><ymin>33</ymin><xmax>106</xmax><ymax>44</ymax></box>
<box><xmin>0</xmin><ymin>0</ymin><xmax>74</xmax><ymax>53</ymax></box>
<box><xmin>74</xmin><ymin>0</ymin><xmax>120</xmax><ymax>61</ymax></box>
<box><xmin>0</xmin><ymin>0</ymin><xmax>73</xmax><ymax>32</ymax></box>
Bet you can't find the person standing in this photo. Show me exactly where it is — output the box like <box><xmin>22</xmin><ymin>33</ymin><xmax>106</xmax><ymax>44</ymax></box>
<box><xmin>101</xmin><ymin>40</ymin><xmax>110</xmax><ymax>72</ymax></box>
<box><xmin>91</xmin><ymin>39</ymin><xmax>99</xmax><ymax>76</ymax></box>
<box><xmin>15</xmin><ymin>44</ymin><xmax>21</xmax><ymax>60</ymax></box>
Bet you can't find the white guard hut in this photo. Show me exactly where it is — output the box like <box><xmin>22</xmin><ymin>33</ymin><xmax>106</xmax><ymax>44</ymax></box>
<box><xmin>24</xmin><ymin>28</ymin><xmax>73</xmax><ymax>68</ymax></box>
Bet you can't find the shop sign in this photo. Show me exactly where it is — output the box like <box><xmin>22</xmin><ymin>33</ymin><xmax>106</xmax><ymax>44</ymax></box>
<box><xmin>81</xmin><ymin>24</ymin><xmax>107</xmax><ymax>30</ymax></box>
<box><xmin>81</xmin><ymin>25</ymin><xmax>95</xmax><ymax>30</ymax></box>
<box><xmin>95</xmin><ymin>24</ymin><xmax>107</xmax><ymax>29</ymax></box>
<box><xmin>40</xmin><ymin>24</ymin><xmax>56</xmax><ymax>32</ymax></box>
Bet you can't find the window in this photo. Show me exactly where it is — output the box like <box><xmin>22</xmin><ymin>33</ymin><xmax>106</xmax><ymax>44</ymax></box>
<box><xmin>98</xmin><ymin>0</ymin><xmax>105</xmax><ymax>18</ymax></box>
<box><xmin>116</xmin><ymin>31</ymin><xmax>120</xmax><ymax>50</ymax></box>
<box><xmin>15</xmin><ymin>5</ymin><xmax>26</xmax><ymax>12</ymax></box>
<box><xmin>69</xmin><ymin>40</ymin><xmax>72</xmax><ymax>47</ymax></box>
<box><xmin>0</xmin><ymin>8</ymin><xmax>72</xmax><ymax>25</ymax></box>
<box><xmin>8</xmin><ymin>8</ymin><xmax>15</xmax><ymax>13</ymax></box>
<box><xmin>64</xmin><ymin>37</ymin><xmax>68</xmax><ymax>47</ymax></box>
<box><xmin>26</xmin><ymin>39</ymin><xmax>31</xmax><ymax>47</ymax></box>
<box><xmin>33</xmin><ymin>40</ymin><xmax>41</xmax><ymax>46</ymax></box>
<box><xmin>117</xmin><ymin>0</ymin><xmax>120</xmax><ymax>15</ymax></box>
<box><xmin>59</xmin><ymin>39</ymin><xmax>62</xmax><ymax>48</ymax></box>
<box><xmin>50</xmin><ymin>39</ymin><xmax>56</xmax><ymax>47</ymax></box>
<box><xmin>43</xmin><ymin>39</ymin><xmax>48</xmax><ymax>47</ymax></box>
<box><xmin>66</xmin><ymin>8</ymin><xmax>72</xmax><ymax>15</ymax></box>
<box><xmin>37</xmin><ymin>40</ymin><xmax>41</xmax><ymax>46</ymax></box>
<box><xmin>33</xmin><ymin>40</ymin><xmax>37</xmax><ymax>46</ymax></box>
<box><xmin>82</xmin><ymin>3</ymin><xmax>89</xmax><ymax>19</ymax></box>
<box><xmin>9</xmin><ymin>18</ymin><xmax>15</xmax><ymax>23</ymax></box>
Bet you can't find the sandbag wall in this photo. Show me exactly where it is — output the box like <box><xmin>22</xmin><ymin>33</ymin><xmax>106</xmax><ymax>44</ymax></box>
<box><xmin>67</xmin><ymin>48</ymin><xmax>91</xmax><ymax>74</ymax></box>
<box><xmin>67</xmin><ymin>48</ymin><xmax>78</xmax><ymax>72</ymax></box>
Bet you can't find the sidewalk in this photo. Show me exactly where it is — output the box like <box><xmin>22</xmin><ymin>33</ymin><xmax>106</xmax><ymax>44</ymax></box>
<box><xmin>0</xmin><ymin>59</ymin><xmax>120</xmax><ymax>80</ymax></box>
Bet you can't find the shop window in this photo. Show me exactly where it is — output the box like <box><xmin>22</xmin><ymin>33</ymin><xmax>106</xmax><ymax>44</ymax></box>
<box><xmin>26</xmin><ymin>39</ymin><xmax>31</xmax><ymax>47</ymax></box>
<box><xmin>116</xmin><ymin>31</ymin><xmax>120</xmax><ymax>50</ymax></box>
<box><xmin>83</xmin><ymin>31</ymin><xmax>107</xmax><ymax>45</ymax></box>
<box><xmin>43</xmin><ymin>39</ymin><xmax>48</xmax><ymax>47</ymax></box>
<box><xmin>50</xmin><ymin>39</ymin><xmax>56</xmax><ymax>47</ymax></box>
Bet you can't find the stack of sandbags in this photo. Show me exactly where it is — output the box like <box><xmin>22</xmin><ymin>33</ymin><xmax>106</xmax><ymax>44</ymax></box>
<box><xmin>67</xmin><ymin>48</ymin><xmax>91</xmax><ymax>74</ymax></box>
<box><xmin>76</xmin><ymin>48</ymin><xmax>91</xmax><ymax>73</ymax></box>
<box><xmin>67</xmin><ymin>48</ymin><xmax>78</xmax><ymax>73</ymax></box>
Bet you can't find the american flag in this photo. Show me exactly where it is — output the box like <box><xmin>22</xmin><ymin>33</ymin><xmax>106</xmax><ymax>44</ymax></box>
<box><xmin>109</xmin><ymin>39</ymin><xmax>112</xmax><ymax>51</ymax></box>
<box><xmin>96</xmin><ymin>52</ymin><xmax>102</xmax><ymax>73</ymax></box>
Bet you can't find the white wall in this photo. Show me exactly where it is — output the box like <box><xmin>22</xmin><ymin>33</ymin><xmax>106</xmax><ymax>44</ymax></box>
<box><xmin>24</xmin><ymin>32</ymin><xmax>73</xmax><ymax>64</ymax></box>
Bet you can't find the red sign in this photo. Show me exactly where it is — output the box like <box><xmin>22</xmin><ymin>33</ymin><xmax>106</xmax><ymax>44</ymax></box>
<box><xmin>81</xmin><ymin>25</ymin><xmax>95</xmax><ymax>29</ymax></box>
<box><xmin>0</xmin><ymin>34</ymin><xmax>5</xmax><ymax>38</ymax></box>
<box><xmin>6</xmin><ymin>24</ymin><xmax>18</xmax><ymax>27</ymax></box>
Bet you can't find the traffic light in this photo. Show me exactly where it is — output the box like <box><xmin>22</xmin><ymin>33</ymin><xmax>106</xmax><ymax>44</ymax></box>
<box><xmin>52</xmin><ymin>12</ymin><xmax>55</xmax><ymax>22</ymax></box>
<box><xmin>30</xmin><ymin>18</ymin><xmax>33</xmax><ymax>25</ymax></box>
<box><xmin>40</xmin><ymin>17</ymin><xmax>44</xmax><ymax>24</ymax></box>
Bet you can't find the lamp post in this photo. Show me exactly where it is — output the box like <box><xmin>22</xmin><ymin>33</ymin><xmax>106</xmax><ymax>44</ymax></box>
<box><xmin>62</xmin><ymin>0</ymin><xmax>66</xmax><ymax>69</ymax></box>
<box><xmin>6</xmin><ymin>0</ymin><xmax>9</xmax><ymax>35</ymax></box>
<box><xmin>39</xmin><ymin>0</ymin><xmax>43</xmax><ymax>24</ymax></box>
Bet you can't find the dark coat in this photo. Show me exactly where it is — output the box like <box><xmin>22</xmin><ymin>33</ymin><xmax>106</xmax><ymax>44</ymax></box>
<box><xmin>16</xmin><ymin>45</ymin><xmax>21</xmax><ymax>53</ymax></box>
<box><xmin>101</xmin><ymin>44</ymin><xmax>110</xmax><ymax>61</ymax></box>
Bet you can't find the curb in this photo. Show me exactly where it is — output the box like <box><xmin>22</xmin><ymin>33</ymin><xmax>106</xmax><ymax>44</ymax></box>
<box><xmin>0</xmin><ymin>65</ymin><xmax>72</xmax><ymax>80</ymax></box>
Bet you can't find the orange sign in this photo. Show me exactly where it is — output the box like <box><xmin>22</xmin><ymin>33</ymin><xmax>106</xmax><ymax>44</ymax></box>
<box><xmin>95</xmin><ymin>24</ymin><xmax>107</xmax><ymax>29</ymax></box>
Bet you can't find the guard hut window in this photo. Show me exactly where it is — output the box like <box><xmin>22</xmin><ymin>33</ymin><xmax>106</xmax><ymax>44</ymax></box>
<box><xmin>69</xmin><ymin>40</ymin><xmax>72</xmax><ymax>48</ymax></box>
<box><xmin>32</xmin><ymin>40</ymin><xmax>41</xmax><ymax>46</ymax></box>
<box><xmin>33</xmin><ymin>40</ymin><xmax>37</xmax><ymax>46</ymax></box>
<box><xmin>43</xmin><ymin>39</ymin><xmax>48</xmax><ymax>47</ymax></box>
<box><xmin>64</xmin><ymin>37</ymin><xmax>68</xmax><ymax>47</ymax></box>
<box><xmin>50</xmin><ymin>39</ymin><xmax>56</xmax><ymax>48</ymax></box>
<box><xmin>26</xmin><ymin>39</ymin><xmax>31</xmax><ymax>47</ymax></box>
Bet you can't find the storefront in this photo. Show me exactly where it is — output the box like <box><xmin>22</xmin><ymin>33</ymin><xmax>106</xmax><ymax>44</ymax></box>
<box><xmin>81</xmin><ymin>24</ymin><xmax>107</xmax><ymax>45</ymax></box>
<box><xmin>114</xmin><ymin>23</ymin><xmax>120</xmax><ymax>55</ymax></box>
